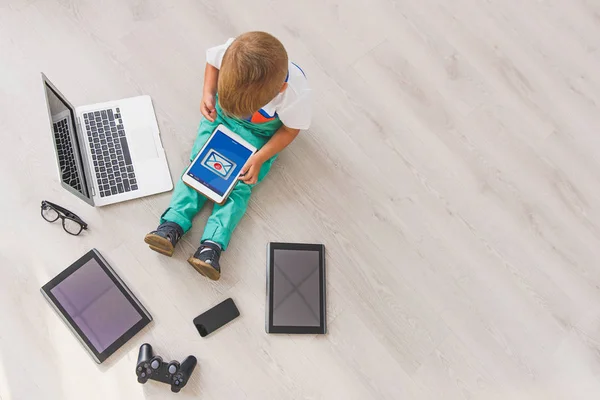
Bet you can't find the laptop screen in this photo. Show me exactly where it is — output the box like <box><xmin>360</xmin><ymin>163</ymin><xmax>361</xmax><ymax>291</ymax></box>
<box><xmin>44</xmin><ymin>82</ymin><xmax>90</xmax><ymax>199</ymax></box>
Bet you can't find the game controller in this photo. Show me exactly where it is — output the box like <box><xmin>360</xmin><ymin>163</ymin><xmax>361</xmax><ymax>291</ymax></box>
<box><xmin>135</xmin><ymin>343</ymin><xmax>197</xmax><ymax>393</ymax></box>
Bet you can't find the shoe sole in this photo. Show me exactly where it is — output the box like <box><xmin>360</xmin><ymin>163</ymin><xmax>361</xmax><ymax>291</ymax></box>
<box><xmin>144</xmin><ymin>234</ymin><xmax>174</xmax><ymax>257</ymax></box>
<box><xmin>187</xmin><ymin>257</ymin><xmax>221</xmax><ymax>281</ymax></box>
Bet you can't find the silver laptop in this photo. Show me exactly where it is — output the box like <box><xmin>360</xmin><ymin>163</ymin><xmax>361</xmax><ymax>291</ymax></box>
<box><xmin>41</xmin><ymin>73</ymin><xmax>172</xmax><ymax>206</ymax></box>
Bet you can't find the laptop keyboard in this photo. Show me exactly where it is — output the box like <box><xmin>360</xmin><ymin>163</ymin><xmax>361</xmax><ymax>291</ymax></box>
<box><xmin>53</xmin><ymin>118</ymin><xmax>83</xmax><ymax>193</ymax></box>
<box><xmin>83</xmin><ymin>108</ymin><xmax>138</xmax><ymax>198</ymax></box>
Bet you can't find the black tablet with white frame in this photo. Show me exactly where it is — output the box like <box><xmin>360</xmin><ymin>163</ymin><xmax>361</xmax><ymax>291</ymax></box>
<box><xmin>41</xmin><ymin>249</ymin><xmax>152</xmax><ymax>363</ymax></box>
<box><xmin>266</xmin><ymin>243</ymin><xmax>326</xmax><ymax>334</ymax></box>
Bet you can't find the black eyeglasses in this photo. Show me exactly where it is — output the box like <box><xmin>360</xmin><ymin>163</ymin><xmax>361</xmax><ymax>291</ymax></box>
<box><xmin>41</xmin><ymin>200</ymin><xmax>88</xmax><ymax>236</ymax></box>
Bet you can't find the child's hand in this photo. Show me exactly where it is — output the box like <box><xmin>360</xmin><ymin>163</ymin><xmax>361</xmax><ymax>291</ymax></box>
<box><xmin>201</xmin><ymin>93</ymin><xmax>217</xmax><ymax>122</ymax></box>
<box><xmin>239</xmin><ymin>154</ymin><xmax>264</xmax><ymax>185</ymax></box>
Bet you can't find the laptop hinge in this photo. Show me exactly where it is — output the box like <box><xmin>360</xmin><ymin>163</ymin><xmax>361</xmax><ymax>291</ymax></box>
<box><xmin>76</xmin><ymin>116</ymin><xmax>96</xmax><ymax>198</ymax></box>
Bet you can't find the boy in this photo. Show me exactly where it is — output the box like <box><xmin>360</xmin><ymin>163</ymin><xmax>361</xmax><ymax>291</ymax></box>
<box><xmin>144</xmin><ymin>32</ymin><xmax>311</xmax><ymax>280</ymax></box>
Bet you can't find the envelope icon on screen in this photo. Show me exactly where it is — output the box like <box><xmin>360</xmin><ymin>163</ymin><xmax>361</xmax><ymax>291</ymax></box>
<box><xmin>201</xmin><ymin>150</ymin><xmax>237</xmax><ymax>179</ymax></box>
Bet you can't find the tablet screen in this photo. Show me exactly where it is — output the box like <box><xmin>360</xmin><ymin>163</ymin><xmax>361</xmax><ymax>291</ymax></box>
<box><xmin>49</xmin><ymin>257</ymin><xmax>143</xmax><ymax>353</ymax></box>
<box><xmin>272</xmin><ymin>248</ymin><xmax>322</xmax><ymax>327</ymax></box>
<box><xmin>186</xmin><ymin>129</ymin><xmax>253</xmax><ymax>196</ymax></box>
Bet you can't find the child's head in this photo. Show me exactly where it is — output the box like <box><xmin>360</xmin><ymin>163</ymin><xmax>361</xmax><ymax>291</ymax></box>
<box><xmin>218</xmin><ymin>31</ymin><xmax>288</xmax><ymax>118</ymax></box>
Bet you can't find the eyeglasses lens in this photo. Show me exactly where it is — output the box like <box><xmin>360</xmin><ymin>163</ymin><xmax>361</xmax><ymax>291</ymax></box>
<box><xmin>42</xmin><ymin>205</ymin><xmax>59</xmax><ymax>222</ymax></box>
<box><xmin>63</xmin><ymin>217</ymin><xmax>83</xmax><ymax>235</ymax></box>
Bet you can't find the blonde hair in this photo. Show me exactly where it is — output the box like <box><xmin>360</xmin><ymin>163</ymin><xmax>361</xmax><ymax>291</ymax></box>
<box><xmin>218</xmin><ymin>32</ymin><xmax>288</xmax><ymax>118</ymax></box>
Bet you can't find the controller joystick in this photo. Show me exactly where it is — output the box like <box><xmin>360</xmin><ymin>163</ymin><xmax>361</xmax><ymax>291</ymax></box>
<box><xmin>135</xmin><ymin>343</ymin><xmax>197</xmax><ymax>393</ymax></box>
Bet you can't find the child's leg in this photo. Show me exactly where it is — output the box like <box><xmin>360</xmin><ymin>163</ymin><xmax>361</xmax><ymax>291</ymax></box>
<box><xmin>200</xmin><ymin>157</ymin><xmax>276</xmax><ymax>250</ymax></box>
<box><xmin>158</xmin><ymin>117</ymin><xmax>219</xmax><ymax>231</ymax></box>
<box><xmin>146</xmin><ymin>175</ymin><xmax>206</xmax><ymax>256</ymax></box>
<box><xmin>160</xmin><ymin>176</ymin><xmax>208</xmax><ymax>232</ymax></box>
<box><xmin>200</xmin><ymin>182</ymin><xmax>251</xmax><ymax>250</ymax></box>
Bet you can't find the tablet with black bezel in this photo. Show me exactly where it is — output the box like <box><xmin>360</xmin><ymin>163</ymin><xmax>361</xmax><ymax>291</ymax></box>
<box><xmin>41</xmin><ymin>249</ymin><xmax>152</xmax><ymax>363</ymax></box>
<box><xmin>266</xmin><ymin>243</ymin><xmax>326</xmax><ymax>334</ymax></box>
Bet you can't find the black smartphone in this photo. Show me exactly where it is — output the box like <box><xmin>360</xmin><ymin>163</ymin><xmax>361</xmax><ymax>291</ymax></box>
<box><xmin>193</xmin><ymin>298</ymin><xmax>240</xmax><ymax>337</ymax></box>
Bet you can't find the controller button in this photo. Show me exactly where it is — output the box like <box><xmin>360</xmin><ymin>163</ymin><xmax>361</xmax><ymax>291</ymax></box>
<box><xmin>141</xmin><ymin>372</ymin><xmax>146</xmax><ymax>378</ymax></box>
<box><xmin>151</xmin><ymin>360</ymin><xmax>160</xmax><ymax>369</ymax></box>
<box><xmin>174</xmin><ymin>380</ymin><xmax>180</xmax><ymax>386</ymax></box>
<box><xmin>144</xmin><ymin>363</ymin><xmax>149</xmax><ymax>368</ymax></box>
<box><xmin>168</xmin><ymin>365</ymin><xmax>177</xmax><ymax>374</ymax></box>
<box><xmin>137</xmin><ymin>366</ymin><xmax>142</xmax><ymax>372</ymax></box>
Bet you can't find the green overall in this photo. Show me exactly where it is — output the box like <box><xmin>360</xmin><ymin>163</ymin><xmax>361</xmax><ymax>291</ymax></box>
<box><xmin>160</xmin><ymin>102</ymin><xmax>282</xmax><ymax>250</ymax></box>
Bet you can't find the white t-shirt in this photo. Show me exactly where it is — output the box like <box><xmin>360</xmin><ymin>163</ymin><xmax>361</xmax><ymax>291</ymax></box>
<box><xmin>206</xmin><ymin>38</ymin><xmax>312</xmax><ymax>130</ymax></box>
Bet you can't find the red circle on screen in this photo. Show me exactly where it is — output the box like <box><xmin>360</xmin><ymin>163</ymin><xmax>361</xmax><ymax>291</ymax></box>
<box><xmin>214</xmin><ymin>163</ymin><xmax>222</xmax><ymax>170</ymax></box>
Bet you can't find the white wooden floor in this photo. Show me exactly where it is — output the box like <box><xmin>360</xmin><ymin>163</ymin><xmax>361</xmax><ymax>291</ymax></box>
<box><xmin>2</xmin><ymin>0</ymin><xmax>600</xmax><ymax>399</ymax></box>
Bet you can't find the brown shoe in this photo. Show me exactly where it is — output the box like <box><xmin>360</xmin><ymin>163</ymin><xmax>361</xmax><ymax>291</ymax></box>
<box><xmin>144</xmin><ymin>222</ymin><xmax>183</xmax><ymax>257</ymax></box>
<box><xmin>187</xmin><ymin>242</ymin><xmax>221</xmax><ymax>280</ymax></box>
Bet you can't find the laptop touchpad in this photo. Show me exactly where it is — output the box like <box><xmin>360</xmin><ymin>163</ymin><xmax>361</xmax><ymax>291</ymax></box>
<box><xmin>130</xmin><ymin>128</ymin><xmax>158</xmax><ymax>160</ymax></box>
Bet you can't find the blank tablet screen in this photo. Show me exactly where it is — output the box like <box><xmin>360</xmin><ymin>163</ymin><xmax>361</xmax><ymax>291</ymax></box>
<box><xmin>272</xmin><ymin>248</ymin><xmax>322</xmax><ymax>327</ymax></box>
<box><xmin>50</xmin><ymin>257</ymin><xmax>143</xmax><ymax>353</ymax></box>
